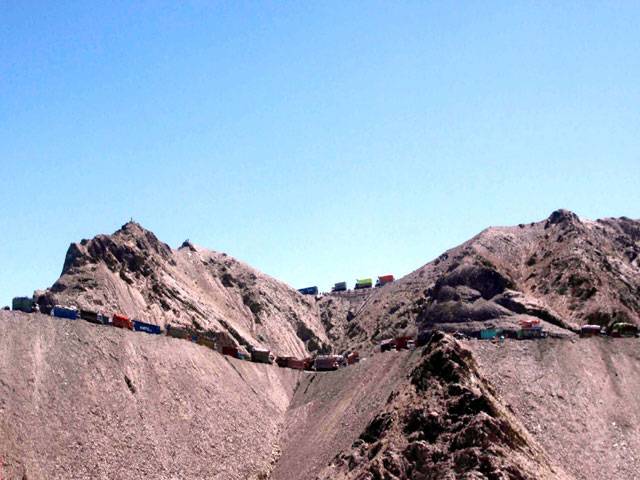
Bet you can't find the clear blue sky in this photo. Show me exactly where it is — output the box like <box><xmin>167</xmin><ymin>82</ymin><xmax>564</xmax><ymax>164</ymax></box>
<box><xmin>1</xmin><ymin>2</ymin><xmax>639</xmax><ymax>306</ymax></box>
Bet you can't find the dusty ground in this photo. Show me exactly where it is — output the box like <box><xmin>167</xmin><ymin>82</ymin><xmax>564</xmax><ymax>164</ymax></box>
<box><xmin>0</xmin><ymin>311</ymin><xmax>300</xmax><ymax>480</ymax></box>
<box><xmin>469</xmin><ymin>337</ymin><xmax>640</xmax><ymax>480</ymax></box>
<box><xmin>272</xmin><ymin>349</ymin><xmax>419</xmax><ymax>480</ymax></box>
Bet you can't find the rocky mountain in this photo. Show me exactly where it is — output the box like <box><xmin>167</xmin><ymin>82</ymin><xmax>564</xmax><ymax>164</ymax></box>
<box><xmin>35</xmin><ymin>222</ymin><xmax>329</xmax><ymax>357</ymax></box>
<box><xmin>3</xmin><ymin>209</ymin><xmax>639</xmax><ymax>479</ymax></box>
<box><xmin>320</xmin><ymin>210</ymin><xmax>640</xmax><ymax>352</ymax></box>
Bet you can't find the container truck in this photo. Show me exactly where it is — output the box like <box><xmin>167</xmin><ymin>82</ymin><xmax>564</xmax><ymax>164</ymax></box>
<box><xmin>298</xmin><ymin>286</ymin><xmax>319</xmax><ymax>295</ymax></box>
<box><xmin>133</xmin><ymin>319</ymin><xmax>162</xmax><ymax>334</ymax></box>
<box><xmin>12</xmin><ymin>297</ymin><xmax>35</xmax><ymax>313</ymax></box>
<box><xmin>251</xmin><ymin>348</ymin><xmax>274</xmax><ymax>364</ymax></box>
<box><xmin>375</xmin><ymin>275</ymin><xmax>395</xmax><ymax>287</ymax></box>
<box><xmin>314</xmin><ymin>355</ymin><xmax>343</xmax><ymax>371</ymax></box>
<box><xmin>112</xmin><ymin>313</ymin><xmax>133</xmax><ymax>330</ymax></box>
<box><xmin>52</xmin><ymin>305</ymin><xmax>78</xmax><ymax>320</ymax></box>
<box><xmin>354</xmin><ymin>278</ymin><xmax>373</xmax><ymax>290</ymax></box>
<box><xmin>332</xmin><ymin>282</ymin><xmax>347</xmax><ymax>292</ymax></box>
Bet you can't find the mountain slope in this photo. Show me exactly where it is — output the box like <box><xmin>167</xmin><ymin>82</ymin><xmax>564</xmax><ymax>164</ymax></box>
<box><xmin>36</xmin><ymin>222</ymin><xmax>329</xmax><ymax>357</ymax></box>
<box><xmin>320</xmin><ymin>210</ymin><xmax>640</xmax><ymax>352</ymax></box>
<box><xmin>0</xmin><ymin>311</ymin><xmax>300</xmax><ymax>480</ymax></box>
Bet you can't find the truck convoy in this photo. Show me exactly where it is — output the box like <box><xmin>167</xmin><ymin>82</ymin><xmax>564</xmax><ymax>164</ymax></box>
<box><xmin>308</xmin><ymin>275</ymin><xmax>396</xmax><ymax>295</ymax></box>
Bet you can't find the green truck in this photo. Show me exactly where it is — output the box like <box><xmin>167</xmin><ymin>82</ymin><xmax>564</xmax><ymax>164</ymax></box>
<box><xmin>354</xmin><ymin>278</ymin><xmax>373</xmax><ymax>290</ymax></box>
<box><xmin>12</xmin><ymin>297</ymin><xmax>35</xmax><ymax>313</ymax></box>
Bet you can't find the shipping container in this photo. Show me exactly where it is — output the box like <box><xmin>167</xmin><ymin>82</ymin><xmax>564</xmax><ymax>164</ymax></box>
<box><xmin>287</xmin><ymin>358</ymin><xmax>306</xmax><ymax>370</ymax></box>
<box><xmin>112</xmin><ymin>313</ymin><xmax>133</xmax><ymax>330</ymax></box>
<box><xmin>251</xmin><ymin>348</ymin><xmax>274</xmax><ymax>364</ymax></box>
<box><xmin>133</xmin><ymin>320</ymin><xmax>162</xmax><ymax>335</ymax></box>
<box><xmin>52</xmin><ymin>305</ymin><xmax>78</xmax><ymax>320</ymax></box>
<box><xmin>12</xmin><ymin>297</ymin><xmax>34</xmax><ymax>313</ymax></box>
<box><xmin>298</xmin><ymin>286</ymin><xmax>319</xmax><ymax>296</ymax></box>
<box><xmin>332</xmin><ymin>282</ymin><xmax>347</xmax><ymax>292</ymax></box>
<box><xmin>354</xmin><ymin>278</ymin><xmax>373</xmax><ymax>290</ymax></box>
<box><xmin>375</xmin><ymin>275</ymin><xmax>395</xmax><ymax>287</ymax></box>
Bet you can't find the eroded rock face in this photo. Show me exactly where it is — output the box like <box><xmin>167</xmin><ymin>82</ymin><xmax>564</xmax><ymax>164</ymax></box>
<box><xmin>37</xmin><ymin>222</ymin><xmax>329</xmax><ymax>357</ymax></box>
<box><xmin>317</xmin><ymin>332</ymin><xmax>570</xmax><ymax>480</ymax></box>
<box><xmin>318</xmin><ymin>210</ymin><xmax>640</xmax><ymax>351</ymax></box>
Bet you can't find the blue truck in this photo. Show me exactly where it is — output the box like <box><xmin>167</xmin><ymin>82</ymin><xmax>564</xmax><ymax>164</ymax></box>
<box><xmin>133</xmin><ymin>319</ymin><xmax>162</xmax><ymax>334</ymax></box>
<box><xmin>52</xmin><ymin>306</ymin><xmax>78</xmax><ymax>320</ymax></box>
<box><xmin>298</xmin><ymin>286</ymin><xmax>319</xmax><ymax>296</ymax></box>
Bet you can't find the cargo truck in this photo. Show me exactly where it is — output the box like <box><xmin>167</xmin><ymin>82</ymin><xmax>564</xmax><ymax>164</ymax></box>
<box><xmin>354</xmin><ymin>278</ymin><xmax>373</xmax><ymax>290</ymax></box>
<box><xmin>52</xmin><ymin>305</ymin><xmax>78</xmax><ymax>320</ymax></box>
<box><xmin>112</xmin><ymin>313</ymin><xmax>133</xmax><ymax>330</ymax></box>
<box><xmin>314</xmin><ymin>355</ymin><xmax>343</xmax><ymax>371</ymax></box>
<box><xmin>12</xmin><ymin>297</ymin><xmax>35</xmax><ymax>313</ymax></box>
<box><xmin>298</xmin><ymin>286</ymin><xmax>319</xmax><ymax>295</ymax></box>
<box><xmin>133</xmin><ymin>319</ymin><xmax>162</xmax><ymax>334</ymax></box>
<box><xmin>251</xmin><ymin>348</ymin><xmax>274</xmax><ymax>364</ymax></box>
<box><xmin>332</xmin><ymin>282</ymin><xmax>347</xmax><ymax>292</ymax></box>
<box><xmin>375</xmin><ymin>275</ymin><xmax>395</xmax><ymax>287</ymax></box>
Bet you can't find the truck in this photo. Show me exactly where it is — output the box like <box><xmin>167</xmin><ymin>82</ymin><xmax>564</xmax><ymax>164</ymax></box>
<box><xmin>251</xmin><ymin>348</ymin><xmax>274</xmax><ymax>364</ymax></box>
<box><xmin>287</xmin><ymin>357</ymin><xmax>306</xmax><ymax>370</ymax></box>
<box><xmin>133</xmin><ymin>319</ymin><xmax>162</xmax><ymax>335</ymax></box>
<box><xmin>12</xmin><ymin>297</ymin><xmax>35</xmax><ymax>313</ymax></box>
<box><xmin>580</xmin><ymin>324</ymin><xmax>603</xmax><ymax>337</ymax></box>
<box><xmin>112</xmin><ymin>313</ymin><xmax>133</xmax><ymax>330</ymax></box>
<box><xmin>298</xmin><ymin>286</ymin><xmax>319</xmax><ymax>296</ymax></box>
<box><xmin>395</xmin><ymin>336</ymin><xmax>413</xmax><ymax>350</ymax></box>
<box><xmin>354</xmin><ymin>278</ymin><xmax>373</xmax><ymax>290</ymax></box>
<box><xmin>380</xmin><ymin>339</ymin><xmax>396</xmax><ymax>352</ymax></box>
<box><xmin>314</xmin><ymin>355</ymin><xmax>343</xmax><ymax>371</ymax></box>
<box><xmin>80</xmin><ymin>309</ymin><xmax>110</xmax><ymax>325</ymax></box>
<box><xmin>346</xmin><ymin>351</ymin><xmax>360</xmax><ymax>365</ymax></box>
<box><xmin>166</xmin><ymin>324</ymin><xmax>194</xmax><ymax>340</ymax></box>
<box><xmin>375</xmin><ymin>275</ymin><xmax>395</xmax><ymax>287</ymax></box>
<box><xmin>332</xmin><ymin>282</ymin><xmax>347</xmax><ymax>292</ymax></box>
<box><xmin>52</xmin><ymin>305</ymin><xmax>78</xmax><ymax>320</ymax></box>
<box><xmin>609</xmin><ymin>322</ymin><xmax>638</xmax><ymax>338</ymax></box>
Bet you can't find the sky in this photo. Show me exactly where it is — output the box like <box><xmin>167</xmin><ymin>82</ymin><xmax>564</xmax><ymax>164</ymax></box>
<box><xmin>1</xmin><ymin>2</ymin><xmax>639</xmax><ymax>306</ymax></box>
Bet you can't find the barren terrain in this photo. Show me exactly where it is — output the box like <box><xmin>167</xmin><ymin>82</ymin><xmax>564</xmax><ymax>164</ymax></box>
<box><xmin>1</xmin><ymin>210</ymin><xmax>640</xmax><ymax>479</ymax></box>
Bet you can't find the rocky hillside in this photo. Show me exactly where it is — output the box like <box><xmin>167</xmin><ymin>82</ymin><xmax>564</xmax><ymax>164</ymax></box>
<box><xmin>320</xmin><ymin>210</ymin><xmax>640</xmax><ymax>352</ymax></box>
<box><xmin>315</xmin><ymin>332</ymin><xmax>569</xmax><ymax>480</ymax></box>
<box><xmin>36</xmin><ymin>222</ymin><xmax>329</xmax><ymax>357</ymax></box>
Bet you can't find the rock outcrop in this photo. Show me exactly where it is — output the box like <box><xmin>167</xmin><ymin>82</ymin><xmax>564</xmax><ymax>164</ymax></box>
<box><xmin>36</xmin><ymin>222</ymin><xmax>329</xmax><ymax>357</ymax></box>
<box><xmin>318</xmin><ymin>332</ymin><xmax>569</xmax><ymax>480</ymax></box>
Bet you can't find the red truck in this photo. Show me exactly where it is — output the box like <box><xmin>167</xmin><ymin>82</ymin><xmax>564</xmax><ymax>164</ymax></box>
<box><xmin>375</xmin><ymin>275</ymin><xmax>395</xmax><ymax>288</ymax></box>
<box><xmin>287</xmin><ymin>358</ymin><xmax>306</xmax><ymax>370</ymax></box>
<box><xmin>346</xmin><ymin>352</ymin><xmax>360</xmax><ymax>365</ymax></box>
<box><xmin>112</xmin><ymin>313</ymin><xmax>133</xmax><ymax>330</ymax></box>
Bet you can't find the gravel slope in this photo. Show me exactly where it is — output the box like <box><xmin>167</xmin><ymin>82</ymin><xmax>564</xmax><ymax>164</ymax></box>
<box><xmin>0</xmin><ymin>311</ymin><xmax>300</xmax><ymax>480</ymax></box>
<box><xmin>470</xmin><ymin>337</ymin><xmax>640</xmax><ymax>480</ymax></box>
